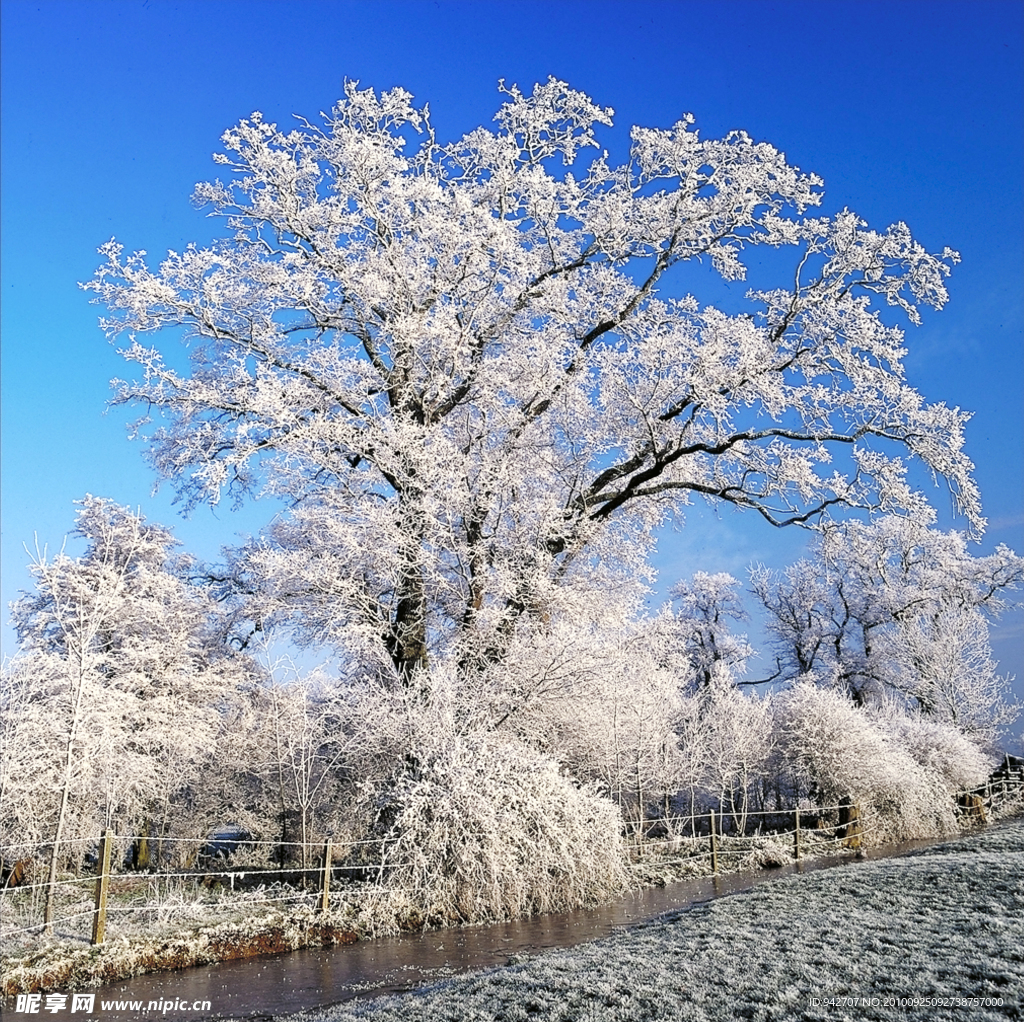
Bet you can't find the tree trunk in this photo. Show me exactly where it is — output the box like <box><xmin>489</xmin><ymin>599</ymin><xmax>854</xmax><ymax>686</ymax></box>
<box><xmin>388</xmin><ymin>570</ymin><xmax>428</xmax><ymax>684</ymax></box>
<box><xmin>385</xmin><ymin>499</ymin><xmax>429</xmax><ymax>685</ymax></box>
<box><xmin>45</xmin><ymin>659</ymin><xmax>90</xmax><ymax>933</ymax></box>
<box><xmin>44</xmin><ymin>757</ymin><xmax>73</xmax><ymax>932</ymax></box>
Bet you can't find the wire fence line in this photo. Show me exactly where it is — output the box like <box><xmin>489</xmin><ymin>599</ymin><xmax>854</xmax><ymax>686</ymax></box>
<box><xmin>0</xmin><ymin>803</ymin><xmax>892</xmax><ymax>945</ymax></box>
<box><xmin>2</xmin><ymin>767</ymin><xmax>1021</xmax><ymax>949</ymax></box>
<box><xmin>0</xmin><ymin>825</ymin><xmax>439</xmax><ymax>948</ymax></box>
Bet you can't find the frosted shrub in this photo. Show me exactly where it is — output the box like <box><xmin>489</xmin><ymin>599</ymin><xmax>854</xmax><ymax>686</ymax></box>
<box><xmin>776</xmin><ymin>681</ymin><xmax>963</xmax><ymax>841</ymax></box>
<box><xmin>876</xmin><ymin>710</ymin><xmax>991</xmax><ymax>793</ymax></box>
<box><xmin>360</xmin><ymin>733</ymin><xmax>629</xmax><ymax>926</ymax></box>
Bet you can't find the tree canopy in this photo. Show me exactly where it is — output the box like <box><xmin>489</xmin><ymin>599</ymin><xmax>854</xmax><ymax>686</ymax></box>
<box><xmin>85</xmin><ymin>78</ymin><xmax>978</xmax><ymax>687</ymax></box>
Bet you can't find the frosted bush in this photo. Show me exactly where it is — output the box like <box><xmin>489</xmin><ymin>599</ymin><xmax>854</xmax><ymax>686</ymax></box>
<box><xmin>775</xmin><ymin>681</ymin><xmax>966</xmax><ymax>841</ymax></box>
<box><xmin>359</xmin><ymin>732</ymin><xmax>630</xmax><ymax>925</ymax></box>
<box><xmin>875</xmin><ymin>709</ymin><xmax>991</xmax><ymax>793</ymax></box>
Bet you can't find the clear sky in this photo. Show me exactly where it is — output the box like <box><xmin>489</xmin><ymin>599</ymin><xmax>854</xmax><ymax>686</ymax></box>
<box><xmin>2</xmin><ymin>0</ymin><xmax>1022</xmax><ymax>706</ymax></box>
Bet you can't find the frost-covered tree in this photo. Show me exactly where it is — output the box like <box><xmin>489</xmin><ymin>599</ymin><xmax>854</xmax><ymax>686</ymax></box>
<box><xmin>85</xmin><ymin>78</ymin><xmax>979</xmax><ymax>690</ymax></box>
<box><xmin>251</xmin><ymin>654</ymin><xmax>356</xmax><ymax>865</ymax></box>
<box><xmin>662</xmin><ymin>572</ymin><xmax>753</xmax><ymax>695</ymax></box>
<box><xmin>448</xmin><ymin>585</ymin><xmax>688</xmax><ymax>825</ymax></box>
<box><xmin>883</xmin><ymin>605</ymin><xmax>1017</xmax><ymax>745</ymax></box>
<box><xmin>0</xmin><ymin>655</ymin><xmax>71</xmax><ymax>849</ymax></box>
<box><xmin>5</xmin><ymin>497</ymin><xmax>252</xmax><ymax>925</ymax></box>
<box><xmin>528</xmin><ymin>642</ymin><xmax>686</xmax><ymax>826</ymax></box>
<box><xmin>698</xmin><ymin>686</ymin><xmax>774</xmax><ymax>833</ymax></box>
<box><xmin>752</xmin><ymin>516</ymin><xmax>1023</xmax><ymax>716</ymax></box>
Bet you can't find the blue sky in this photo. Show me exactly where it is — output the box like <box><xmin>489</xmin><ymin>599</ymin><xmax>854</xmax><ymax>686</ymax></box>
<box><xmin>2</xmin><ymin>0</ymin><xmax>1021</xmax><ymax>707</ymax></box>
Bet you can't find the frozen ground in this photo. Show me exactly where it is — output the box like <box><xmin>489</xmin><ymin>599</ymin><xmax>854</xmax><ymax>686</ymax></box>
<box><xmin>274</xmin><ymin>819</ymin><xmax>1024</xmax><ymax>1022</ymax></box>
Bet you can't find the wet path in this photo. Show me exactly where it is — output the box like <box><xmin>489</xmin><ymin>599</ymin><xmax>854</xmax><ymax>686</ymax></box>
<box><xmin>12</xmin><ymin>834</ymin><xmax>961</xmax><ymax>1021</ymax></box>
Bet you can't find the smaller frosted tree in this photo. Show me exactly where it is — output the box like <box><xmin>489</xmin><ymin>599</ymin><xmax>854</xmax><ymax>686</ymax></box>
<box><xmin>698</xmin><ymin>685</ymin><xmax>773</xmax><ymax>833</ymax></box>
<box><xmin>0</xmin><ymin>655</ymin><xmax>74</xmax><ymax>848</ymax></box>
<box><xmin>249</xmin><ymin>652</ymin><xmax>357</xmax><ymax>865</ymax></box>
<box><xmin>752</xmin><ymin>515</ymin><xmax>1022</xmax><ymax>728</ymax></box>
<box><xmin>483</xmin><ymin>588</ymin><xmax>689</xmax><ymax>827</ymax></box>
<box><xmin>6</xmin><ymin>497</ymin><xmax>252</xmax><ymax>925</ymax></box>
<box><xmin>662</xmin><ymin>572</ymin><xmax>753</xmax><ymax>696</ymax></box>
<box><xmin>651</xmin><ymin>573</ymin><xmax>765</xmax><ymax>829</ymax></box>
<box><xmin>883</xmin><ymin>605</ymin><xmax>1017</xmax><ymax>746</ymax></box>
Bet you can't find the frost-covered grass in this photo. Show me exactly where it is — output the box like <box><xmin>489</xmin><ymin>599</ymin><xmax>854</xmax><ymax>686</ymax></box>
<box><xmin>0</xmin><ymin>873</ymin><xmax>338</xmax><ymax>960</ymax></box>
<box><xmin>1</xmin><ymin>897</ymin><xmax>385</xmax><ymax>997</ymax></box>
<box><xmin>0</xmin><ymin>877</ymin><xmax>429</xmax><ymax>995</ymax></box>
<box><xmin>276</xmin><ymin>818</ymin><xmax>1024</xmax><ymax>1022</ymax></box>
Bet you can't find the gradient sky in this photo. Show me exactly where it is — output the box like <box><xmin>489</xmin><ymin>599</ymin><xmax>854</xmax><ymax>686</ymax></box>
<box><xmin>2</xmin><ymin>0</ymin><xmax>1021</xmax><ymax>710</ymax></box>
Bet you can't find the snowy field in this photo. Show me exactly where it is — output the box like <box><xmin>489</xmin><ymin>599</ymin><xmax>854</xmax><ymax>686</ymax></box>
<box><xmin>275</xmin><ymin>819</ymin><xmax>1024</xmax><ymax>1022</ymax></box>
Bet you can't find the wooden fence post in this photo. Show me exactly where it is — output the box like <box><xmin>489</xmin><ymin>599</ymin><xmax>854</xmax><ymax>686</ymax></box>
<box><xmin>709</xmin><ymin>810</ymin><xmax>718</xmax><ymax>875</ymax></box>
<box><xmin>91</xmin><ymin>829</ymin><xmax>112</xmax><ymax>945</ymax></box>
<box><xmin>319</xmin><ymin>839</ymin><xmax>332</xmax><ymax>913</ymax></box>
<box><xmin>794</xmin><ymin>807</ymin><xmax>801</xmax><ymax>861</ymax></box>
